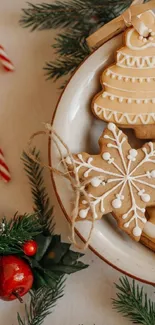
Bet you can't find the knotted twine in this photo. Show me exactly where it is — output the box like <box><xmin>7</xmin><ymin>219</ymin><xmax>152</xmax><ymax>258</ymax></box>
<box><xmin>27</xmin><ymin>124</ymin><xmax>105</xmax><ymax>250</ymax></box>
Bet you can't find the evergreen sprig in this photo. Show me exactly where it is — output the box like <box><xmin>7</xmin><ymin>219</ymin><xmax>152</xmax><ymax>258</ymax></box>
<box><xmin>21</xmin><ymin>0</ymin><xmax>131</xmax><ymax>81</ymax></box>
<box><xmin>22</xmin><ymin>149</ymin><xmax>55</xmax><ymax>234</ymax></box>
<box><xmin>14</xmin><ymin>148</ymin><xmax>87</xmax><ymax>325</ymax></box>
<box><xmin>0</xmin><ymin>214</ymin><xmax>42</xmax><ymax>254</ymax></box>
<box><xmin>17</xmin><ymin>279</ymin><xmax>65</xmax><ymax>325</ymax></box>
<box><xmin>113</xmin><ymin>277</ymin><xmax>155</xmax><ymax>325</ymax></box>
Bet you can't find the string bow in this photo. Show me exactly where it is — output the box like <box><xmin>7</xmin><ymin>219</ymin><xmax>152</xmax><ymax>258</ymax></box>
<box><xmin>27</xmin><ymin>124</ymin><xmax>98</xmax><ymax>250</ymax></box>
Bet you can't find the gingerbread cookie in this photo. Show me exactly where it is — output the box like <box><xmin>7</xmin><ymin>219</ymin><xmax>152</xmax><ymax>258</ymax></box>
<box><xmin>66</xmin><ymin>123</ymin><xmax>155</xmax><ymax>242</ymax></box>
<box><xmin>92</xmin><ymin>11</ymin><xmax>155</xmax><ymax>139</ymax></box>
<box><xmin>141</xmin><ymin>207</ymin><xmax>155</xmax><ymax>251</ymax></box>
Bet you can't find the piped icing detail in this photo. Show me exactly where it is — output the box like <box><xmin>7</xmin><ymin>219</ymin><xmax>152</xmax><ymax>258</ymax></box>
<box><xmin>105</xmin><ymin>69</ymin><xmax>155</xmax><ymax>83</ymax></box>
<box><xmin>66</xmin><ymin>123</ymin><xmax>155</xmax><ymax>239</ymax></box>
<box><xmin>101</xmin><ymin>91</ymin><xmax>155</xmax><ymax>104</ymax></box>
<box><xmin>94</xmin><ymin>104</ymin><xmax>155</xmax><ymax>124</ymax></box>
<box><xmin>117</xmin><ymin>52</ymin><xmax>155</xmax><ymax>69</ymax></box>
<box><xmin>126</xmin><ymin>28</ymin><xmax>155</xmax><ymax>51</ymax></box>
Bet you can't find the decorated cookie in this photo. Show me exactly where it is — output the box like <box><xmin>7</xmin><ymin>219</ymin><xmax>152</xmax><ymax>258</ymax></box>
<box><xmin>66</xmin><ymin>123</ymin><xmax>155</xmax><ymax>241</ymax></box>
<box><xmin>141</xmin><ymin>207</ymin><xmax>155</xmax><ymax>251</ymax></box>
<box><xmin>92</xmin><ymin>11</ymin><xmax>155</xmax><ymax>139</ymax></box>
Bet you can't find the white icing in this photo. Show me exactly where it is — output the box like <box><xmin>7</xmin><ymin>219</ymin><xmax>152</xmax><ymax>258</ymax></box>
<box><xmin>108</xmin><ymin>123</ymin><xmax>116</xmax><ymax>131</ymax></box>
<box><xmin>141</xmin><ymin>193</ymin><xmax>150</xmax><ymax>202</ymax></box>
<box><xmin>117</xmin><ymin>51</ymin><xmax>155</xmax><ymax>69</ymax></box>
<box><xmin>105</xmin><ymin>68</ymin><xmax>155</xmax><ymax>82</ymax></box>
<box><xmin>133</xmin><ymin>226</ymin><xmax>142</xmax><ymax>237</ymax></box>
<box><xmin>126</xmin><ymin>28</ymin><xmax>155</xmax><ymax>51</ymax></box>
<box><xmin>151</xmin><ymin>170</ymin><xmax>155</xmax><ymax>178</ymax></box>
<box><xmin>67</xmin><ymin>124</ymin><xmax>155</xmax><ymax>238</ymax></box>
<box><xmin>91</xmin><ymin>177</ymin><xmax>102</xmax><ymax>187</ymax></box>
<box><xmin>130</xmin><ymin>149</ymin><xmax>137</xmax><ymax>157</ymax></box>
<box><xmin>94</xmin><ymin>104</ymin><xmax>155</xmax><ymax>125</ymax></box>
<box><xmin>112</xmin><ymin>198</ymin><xmax>122</xmax><ymax>209</ymax></box>
<box><xmin>143</xmin><ymin>221</ymin><xmax>155</xmax><ymax>238</ymax></box>
<box><xmin>127</xmin><ymin>149</ymin><xmax>137</xmax><ymax>161</ymax></box>
<box><xmin>136</xmin><ymin>99</ymin><xmax>141</xmax><ymax>104</ymax></box>
<box><xmin>79</xmin><ymin>208</ymin><xmax>90</xmax><ymax>219</ymax></box>
<box><xmin>142</xmin><ymin>38</ymin><xmax>147</xmax><ymax>43</ymax></box>
<box><xmin>101</xmin><ymin>91</ymin><xmax>155</xmax><ymax>104</ymax></box>
<box><xmin>102</xmin><ymin>152</ymin><xmax>111</xmax><ymax>160</ymax></box>
<box><xmin>103</xmin><ymin>82</ymin><xmax>155</xmax><ymax>94</ymax></box>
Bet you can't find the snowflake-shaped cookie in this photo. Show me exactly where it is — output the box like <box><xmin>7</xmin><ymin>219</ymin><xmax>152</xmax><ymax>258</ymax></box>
<box><xmin>66</xmin><ymin>123</ymin><xmax>155</xmax><ymax>241</ymax></box>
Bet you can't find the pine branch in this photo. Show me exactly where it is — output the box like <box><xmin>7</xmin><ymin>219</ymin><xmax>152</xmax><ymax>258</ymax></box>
<box><xmin>17</xmin><ymin>278</ymin><xmax>65</xmax><ymax>325</ymax></box>
<box><xmin>20</xmin><ymin>0</ymin><xmax>131</xmax><ymax>80</ymax></box>
<box><xmin>45</xmin><ymin>56</ymin><xmax>84</xmax><ymax>81</ymax></box>
<box><xmin>22</xmin><ymin>149</ymin><xmax>55</xmax><ymax>234</ymax></box>
<box><xmin>44</xmin><ymin>31</ymin><xmax>90</xmax><ymax>80</ymax></box>
<box><xmin>53</xmin><ymin>32</ymin><xmax>90</xmax><ymax>58</ymax></box>
<box><xmin>20</xmin><ymin>1</ymin><xmax>131</xmax><ymax>31</ymax></box>
<box><xmin>113</xmin><ymin>277</ymin><xmax>155</xmax><ymax>325</ymax></box>
<box><xmin>0</xmin><ymin>214</ymin><xmax>42</xmax><ymax>254</ymax></box>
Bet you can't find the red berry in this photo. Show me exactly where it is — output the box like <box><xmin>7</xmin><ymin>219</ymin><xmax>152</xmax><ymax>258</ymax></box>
<box><xmin>23</xmin><ymin>240</ymin><xmax>38</xmax><ymax>256</ymax></box>
<box><xmin>0</xmin><ymin>255</ymin><xmax>33</xmax><ymax>301</ymax></box>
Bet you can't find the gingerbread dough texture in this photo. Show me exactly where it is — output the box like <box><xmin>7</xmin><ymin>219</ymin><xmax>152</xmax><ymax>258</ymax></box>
<box><xmin>66</xmin><ymin>123</ymin><xmax>155</xmax><ymax>242</ymax></box>
<box><xmin>141</xmin><ymin>207</ymin><xmax>155</xmax><ymax>251</ymax></box>
<box><xmin>92</xmin><ymin>11</ymin><xmax>155</xmax><ymax>139</ymax></box>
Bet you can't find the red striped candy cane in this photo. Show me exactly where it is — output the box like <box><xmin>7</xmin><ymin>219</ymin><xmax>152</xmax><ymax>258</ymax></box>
<box><xmin>0</xmin><ymin>45</ymin><xmax>14</xmax><ymax>72</ymax></box>
<box><xmin>0</xmin><ymin>149</ymin><xmax>11</xmax><ymax>182</ymax></box>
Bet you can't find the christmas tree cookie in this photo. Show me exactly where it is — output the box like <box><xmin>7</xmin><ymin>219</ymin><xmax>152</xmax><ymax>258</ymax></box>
<box><xmin>92</xmin><ymin>11</ymin><xmax>155</xmax><ymax>139</ymax></box>
<box><xmin>65</xmin><ymin>123</ymin><xmax>155</xmax><ymax>242</ymax></box>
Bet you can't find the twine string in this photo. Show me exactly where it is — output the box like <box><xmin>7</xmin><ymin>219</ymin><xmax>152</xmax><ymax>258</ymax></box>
<box><xmin>27</xmin><ymin>124</ymin><xmax>102</xmax><ymax>250</ymax></box>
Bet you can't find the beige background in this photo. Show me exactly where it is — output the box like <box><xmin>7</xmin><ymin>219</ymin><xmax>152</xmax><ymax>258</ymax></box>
<box><xmin>0</xmin><ymin>1</ymin><xmax>154</xmax><ymax>324</ymax></box>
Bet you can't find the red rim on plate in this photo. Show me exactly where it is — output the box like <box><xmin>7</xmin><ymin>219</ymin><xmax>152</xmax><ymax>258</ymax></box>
<box><xmin>48</xmin><ymin>44</ymin><xmax>155</xmax><ymax>286</ymax></box>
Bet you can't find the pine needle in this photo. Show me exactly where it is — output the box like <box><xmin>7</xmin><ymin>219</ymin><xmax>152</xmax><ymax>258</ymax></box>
<box><xmin>20</xmin><ymin>0</ymin><xmax>131</xmax><ymax>80</ymax></box>
<box><xmin>0</xmin><ymin>214</ymin><xmax>42</xmax><ymax>254</ymax></box>
<box><xmin>22</xmin><ymin>149</ymin><xmax>55</xmax><ymax>234</ymax></box>
<box><xmin>17</xmin><ymin>278</ymin><xmax>65</xmax><ymax>325</ymax></box>
<box><xmin>113</xmin><ymin>277</ymin><xmax>155</xmax><ymax>325</ymax></box>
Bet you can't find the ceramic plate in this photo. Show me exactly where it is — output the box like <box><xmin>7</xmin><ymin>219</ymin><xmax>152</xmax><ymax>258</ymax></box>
<box><xmin>49</xmin><ymin>34</ymin><xmax>155</xmax><ymax>284</ymax></box>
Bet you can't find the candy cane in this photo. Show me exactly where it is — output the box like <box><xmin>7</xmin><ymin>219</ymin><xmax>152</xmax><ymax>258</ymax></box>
<box><xmin>0</xmin><ymin>149</ymin><xmax>11</xmax><ymax>182</ymax></box>
<box><xmin>0</xmin><ymin>45</ymin><xmax>14</xmax><ymax>72</ymax></box>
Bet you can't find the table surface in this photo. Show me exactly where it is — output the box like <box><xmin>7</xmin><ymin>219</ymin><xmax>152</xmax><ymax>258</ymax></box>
<box><xmin>0</xmin><ymin>1</ymin><xmax>154</xmax><ymax>324</ymax></box>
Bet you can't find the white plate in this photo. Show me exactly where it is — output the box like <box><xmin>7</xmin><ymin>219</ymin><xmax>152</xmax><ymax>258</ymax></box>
<box><xmin>49</xmin><ymin>34</ymin><xmax>155</xmax><ymax>285</ymax></box>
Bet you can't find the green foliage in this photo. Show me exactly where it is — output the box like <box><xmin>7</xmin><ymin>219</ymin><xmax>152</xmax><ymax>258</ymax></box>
<box><xmin>0</xmin><ymin>214</ymin><xmax>42</xmax><ymax>255</ymax></box>
<box><xmin>17</xmin><ymin>280</ymin><xmax>65</xmax><ymax>325</ymax></box>
<box><xmin>15</xmin><ymin>148</ymin><xmax>88</xmax><ymax>325</ymax></box>
<box><xmin>27</xmin><ymin>234</ymin><xmax>88</xmax><ymax>290</ymax></box>
<box><xmin>21</xmin><ymin>149</ymin><xmax>88</xmax><ymax>290</ymax></box>
<box><xmin>21</xmin><ymin>0</ymin><xmax>131</xmax><ymax>81</ymax></box>
<box><xmin>113</xmin><ymin>277</ymin><xmax>155</xmax><ymax>325</ymax></box>
<box><xmin>22</xmin><ymin>149</ymin><xmax>55</xmax><ymax>234</ymax></box>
